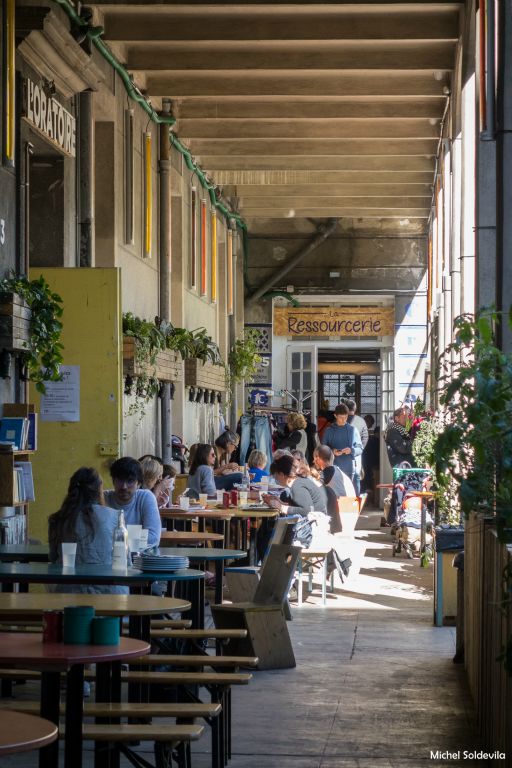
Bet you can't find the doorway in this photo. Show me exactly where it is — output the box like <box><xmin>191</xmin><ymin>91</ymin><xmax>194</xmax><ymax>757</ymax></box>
<box><xmin>317</xmin><ymin>349</ymin><xmax>381</xmax><ymax>425</ymax></box>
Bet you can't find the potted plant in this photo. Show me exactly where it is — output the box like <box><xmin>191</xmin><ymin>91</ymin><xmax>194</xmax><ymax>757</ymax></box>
<box><xmin>0</xmin><ymin>274</ymin><xmax>64</xmax><ymax>393</ymax></box>
<box><xmin>432</xmin><ymin>307</ymin><xmax>512</xmax><ymax>672</ymax></box>
<box><xmin>225</xmin><ymin>329</ymin><xmax>262</xmax><ymax>405</ymax></box>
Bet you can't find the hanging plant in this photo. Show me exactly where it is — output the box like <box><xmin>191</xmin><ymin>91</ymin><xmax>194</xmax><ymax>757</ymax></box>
<box><xmin>226</xmin><ymin>329</ymin><xmax>262</xmax><ymax>405</ymax></box>
<box><xmin>0</xmin><ymin>274</ymin><xmax>64</xmax><ymax>393</ymax></box>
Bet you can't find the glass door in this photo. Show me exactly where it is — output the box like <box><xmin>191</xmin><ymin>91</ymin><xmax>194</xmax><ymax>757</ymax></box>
<box><xmin>286</xmin><ymin>345</ymin><xmax>317</xmax><ymax>421</ymax></box>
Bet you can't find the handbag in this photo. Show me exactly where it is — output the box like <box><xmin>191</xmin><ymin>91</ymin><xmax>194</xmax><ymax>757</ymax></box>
<box><xmin>293</xmin><ymin>515</ymin><xmax>313</xmax><ymax>548</ymax></box>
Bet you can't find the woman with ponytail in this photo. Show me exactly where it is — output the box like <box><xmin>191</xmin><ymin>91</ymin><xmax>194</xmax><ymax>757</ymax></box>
<box><xmin>48</xmin><ymin>466</ymin><xmax>125</xmax><ymax>594</ymax></box>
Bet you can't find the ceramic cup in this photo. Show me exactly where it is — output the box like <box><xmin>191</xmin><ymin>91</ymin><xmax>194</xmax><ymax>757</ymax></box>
<box><xmin>61</xmin><ymin>542</ymin><xmax>77</xmax><ymax>568</ymax></box>
<box><xmin>63</xmin><ymin>605</ymin><xmax>95</xmax><ymax>644</ymax></box>
<box><xmin>91</xmin><ymin>616</ymin><xmax>120</xmax><ymax>645</ymax></box>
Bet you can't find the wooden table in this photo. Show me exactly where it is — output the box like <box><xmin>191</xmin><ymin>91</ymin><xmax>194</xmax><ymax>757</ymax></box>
<box><xmin>0</xmin><ymin>562</ymin><xmax>205</xmax><ymax>629</ymax></box>
<box><xmin>0</xmin><ymin>592</ymin><xmax>190</xmax><ymax>642</ymax></box>
<box><xmin>159</xmin><ymin>530</ymin><xmax>225</xmax><ymax>546</ymax></box>
<box><xmin>0</xmin><ymin>633</ymin><xmax>149</xmax><ymax>768</ymax></box>
<box><xmin>0</xmin><ymin>710</ymin><xmax>58</xmax><ymax>756</ymax></box>
<box><xmin>160</xmin><ymin>508</ymin><xmax>234</xmax><ymax>540</ymax></box>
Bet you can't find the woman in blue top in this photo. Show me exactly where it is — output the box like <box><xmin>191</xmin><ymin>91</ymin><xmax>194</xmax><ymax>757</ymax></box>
<box><xmin>48</xmin><ymin>466</ymin><xmax>126</xmax><ymax>594</ymax></box>
<box><xmin>186</xmin><ymin>443</ymin><xmax>217</xmax><ymax>499</ymax></box>
<box><xmin>323</xmin><ymin>403</ymin><xmax>362</xmax><ymax>481</ymax></box>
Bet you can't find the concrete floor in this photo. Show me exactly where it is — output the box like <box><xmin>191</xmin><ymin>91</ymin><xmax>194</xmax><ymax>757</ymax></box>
<box><xmin>2</xmin><ymin>509</ymin><xmax>483</xmax><ymax>768</ymax></box>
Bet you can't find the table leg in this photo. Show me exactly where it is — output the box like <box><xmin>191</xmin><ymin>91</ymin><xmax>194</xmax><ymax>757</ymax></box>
<box><xmin>214</xmin><ymin>560</ymin><xmax>224</xmax><ymax>605</ymax></box>
<box><xmin>65</xmin><ymin>664</ymin><xmax>85</xmax><ymax>768</ymax></box>
<box><xmin>95</xmin><ymin>661</ymin><xmax>121</xmax><ymax>768</ymax></box>
<box><xmin>39</xmin><ymin>670</ymin><xmax>61</xmax><ymax>768</ymax></box>
<box><xmin>249</xmin><ymin>519</ymin><xmax>257</xmax><ymax>566</ymax></box>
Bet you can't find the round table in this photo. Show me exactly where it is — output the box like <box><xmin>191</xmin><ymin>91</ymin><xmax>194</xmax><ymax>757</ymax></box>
<box><xmin>0</xmin><ymin>592</ymin><xmax>190</xmax><ymax>642</ymax></box>
<box><xmin>0</xmin><ymin>634</ymin><xmax>150</xmax><ymax>768</ymax></box>
<box><xmin>0</xmin><ymin>710</ymin><xmax>58</xmax><ymax>756</ymax></box>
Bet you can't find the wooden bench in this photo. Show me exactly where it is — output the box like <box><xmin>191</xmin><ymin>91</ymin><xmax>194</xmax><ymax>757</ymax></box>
<box><xmin>150</xmin><ymin>627</ymin><xmax>248</xmax><ymax>655</ymax></box>
<box><xmin>83</xmin><ymin>723</ymin><xmax>203</xmax><ymax>768</ymax></box>
<box><xmin>119</xmin><ymin>670</ymin><xmax>252</xmax><ymax>767</ymax></box>
<box><xmin>136</xmin><ymin>654</ymin><xmax>258</xmax><ymax>669</ymax></box>
<box><xmin>1</xmin><ymin>697</ymin><xmax>221</xmax><ymax>768</ymax></box>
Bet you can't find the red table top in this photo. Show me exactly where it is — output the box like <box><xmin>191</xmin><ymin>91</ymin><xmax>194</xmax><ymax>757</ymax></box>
<box><xmin>0</xmin><ymin>633</ymin><xmax>150</xmax><ymax>667</ymax></box>
<box><xmin>0</xmin><ymin>711</ymin><xmax>58</xmax><ymax>755</ymax></box>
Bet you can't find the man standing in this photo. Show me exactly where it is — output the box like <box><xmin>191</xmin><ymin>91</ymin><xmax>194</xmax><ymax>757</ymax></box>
<box><xmin>323</xmin><ymin>403</ymin><xmax>362</xmax><ymax>483</ymax></box>
<box><xmin>344</xmin><ymin>399</ymin><xmax>368</xmax><ymax>495</ymax></box>
<box><xmin>384</xmin><ymin>407</ymin><xmax>415</xmax><ymax>468</ymax></box>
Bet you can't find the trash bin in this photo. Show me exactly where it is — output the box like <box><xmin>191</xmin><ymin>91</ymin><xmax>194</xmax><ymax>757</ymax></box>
<box><xmin>452</xmin><ymin>551</ymin><xmax>464</xmax><ymax>663</ymax></box>
<box><xmin>434</xmin><ymin>525</ymin><xmax>464</xmax><ymax>627</ymax></box>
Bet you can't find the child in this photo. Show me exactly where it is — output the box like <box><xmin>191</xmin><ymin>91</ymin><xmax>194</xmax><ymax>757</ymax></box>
<box><xmin>247</xmin><ymin>449</ymin><xmax>269</xmax><ymax>482</ymax></box>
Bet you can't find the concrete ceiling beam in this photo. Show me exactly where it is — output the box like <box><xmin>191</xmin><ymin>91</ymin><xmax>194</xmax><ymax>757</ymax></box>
<box><xmin>178</xmin><ymin>118</ymin><xmax>441</xmax><ymax>139</ymax></box>
<box><xmin>103</xmin><ymin>9</ymin><xmax>460</xmax><ymax>42</ymax></box>
<box><xmin>124</xmin><ymin>40</ymin><xmax>456</xmax><ymax>71</ymax></box>
<box><xmin>200</xmin><ymin>156</ymin><xmax>436</xmax><ymax>171</ymax></box>
<box><xmin>213</xmin><ymin>170</ymin><xmax>436</xmax><ymax>185</ymax></box>
<box><xmin>239</xmin><ymin>195</ymin><xmax>431</xmax><ymax>208</ymax></box>
<box><xmin>175</xmin><ymin>98</ymin><xmax>447</xmax><ymax>119</ymax></box>
<box><xmin>188</xmin><ymin>138</ymin><xmax>438</xmax><ymax>155</ymax></box>
<box><xmin>243</xmin><ymin>208</ymin><xmax>430</xmax><ymax>218</ymax></box>
<box><xmin>143</xmin><ymin>71</ymin><xmax>449</xmax><ymax>97</ymax></box>
<box><xmin>225</xmin><ymin>184</ymin><xmax>432</xmax><ymax>196</ymax></box>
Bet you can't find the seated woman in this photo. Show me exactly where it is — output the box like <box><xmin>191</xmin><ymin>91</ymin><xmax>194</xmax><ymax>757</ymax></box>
<box><xmin>213</xmin><ymin>430</ymin><xmax>243</xmax><ymax>490</ymax></box>
<box><xmin>262</xmin><ymin>453</ymin><xmax>328</xmax><ymax>548</ymax></box>
<box><xmin>48</xmin><ymin>466</ymin><xmax>127</xmax><ymax>594</ymax></box>
<box><xmin>186</xmin><ymin>443</ymin><xmax>217</xmax><ymax>499</ymax></box>
<box><xmin>247</xmin><ymin>449</ymin><xmax>269</xmax><ymax>482</ymax></box>
<box><xmin>140</xmin><ymin>456</ymin><xmax>175</xmax><ymax>508</ymax></box>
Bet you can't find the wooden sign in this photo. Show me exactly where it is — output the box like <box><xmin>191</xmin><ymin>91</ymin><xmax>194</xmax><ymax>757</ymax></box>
<box><xmin>273</xmin><ymin>306</ymin><xmax>395</xmax><ymax>337</ymax></box>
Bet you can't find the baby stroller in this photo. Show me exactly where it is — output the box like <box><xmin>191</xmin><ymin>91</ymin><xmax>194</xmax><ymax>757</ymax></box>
<box><xmin>393</xmin><ymin>494</ymin><xmax>434</xmax><ymax>559</ymax></box>
<box><xmin>390</xmin><ymin>466</ymin><xmax>434</xmax><ymax>559</ymax></box>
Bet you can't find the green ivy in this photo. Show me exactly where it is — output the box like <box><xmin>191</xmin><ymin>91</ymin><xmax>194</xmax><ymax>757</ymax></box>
<box><xmin>0</xmin><ymin>274</ymin><xmax>64</xmax><ymax>393</ymax></box>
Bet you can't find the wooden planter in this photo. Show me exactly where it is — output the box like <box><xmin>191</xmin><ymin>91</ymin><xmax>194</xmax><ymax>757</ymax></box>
<box><xmin>0</xmin><ymin>293</ymin><xmax>31</xmax><ymax>353</ymax></box>
<box><xmin>122</xmin><ymin>336</ymin><xmax>183</xmax><ymax>383</ymax></box>
<box><xmin>185</xmin><ymin>358</ymin><xmax>226</xmax><ymax>392</ymax></box>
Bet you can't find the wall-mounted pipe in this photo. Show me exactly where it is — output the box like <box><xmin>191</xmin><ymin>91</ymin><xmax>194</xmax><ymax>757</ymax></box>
<box><xmin>159</xmin><ymin>103</ymin><xmax>172</xmax><ymax>463</ymax></box>
<box><xmin>78</xmin><ymin>91</ymin><xmax>94</xmax><ymax>267</ymax></box>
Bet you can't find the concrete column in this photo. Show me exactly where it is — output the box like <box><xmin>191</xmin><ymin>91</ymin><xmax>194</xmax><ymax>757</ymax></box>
<box><xmin>159</xmin><ymin>114</ymin><xmax>172</xmax><ymax>463</ymax></box>
<box><xmin>78</xmin><ymin>91</ymin><xmax>94</xmax><ymax>267</ymax></box>
<box><xmin>496</xmin><ymin>1</ymin><xmax>512</xmax><ymax>352</ymax></box>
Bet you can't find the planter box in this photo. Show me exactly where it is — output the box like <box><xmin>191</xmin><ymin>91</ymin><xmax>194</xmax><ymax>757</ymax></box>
<box><xmin>0</xmin><ymin>293</ymin><xmax>31</xmax><ymax>352</ymax></box>
<box><xmin>123</xmin><ymin>336</ymin><xmax>183</xmax><ymax>383</ymax></box>
<box><xmin>185</xmin><ymin>358</ymin><xmax>226</xmax><ymax>392</ymax></box>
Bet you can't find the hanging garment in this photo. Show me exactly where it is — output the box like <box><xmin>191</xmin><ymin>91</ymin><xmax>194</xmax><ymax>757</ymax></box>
<box><xmin>239</xmin><ymin>414</ymin><xmax>273</xmax><ymax>471</ymax></box>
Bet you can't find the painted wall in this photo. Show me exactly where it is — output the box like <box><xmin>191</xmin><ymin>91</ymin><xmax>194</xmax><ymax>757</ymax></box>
<box><xmin>28</xmin><ymin>268</ymin><xmax>121</xmax><ymax>543</ymax></box>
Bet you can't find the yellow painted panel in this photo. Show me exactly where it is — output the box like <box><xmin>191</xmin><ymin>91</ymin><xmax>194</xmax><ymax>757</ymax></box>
<box><xmin>28</xmin><ymin>268</ymin><xmax>122</xmax><ymax>543</ymax></box>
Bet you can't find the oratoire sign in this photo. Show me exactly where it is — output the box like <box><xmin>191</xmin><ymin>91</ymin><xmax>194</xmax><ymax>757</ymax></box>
<box><xmin>273</xmin><ymin>306</ymin><xmax>395</xmax><ymax>337</ymax></box>
<box><xmin>23</xmin><ymin>78</ymin><xmax>76</xmax><ymax>157</ymax></box>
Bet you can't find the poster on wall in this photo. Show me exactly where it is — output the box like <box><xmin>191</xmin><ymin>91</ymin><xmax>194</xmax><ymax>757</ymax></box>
<box><xmin>40</xmin><ymin>365</ymin><xmax>80</xmax><ymax>422</ymax></box>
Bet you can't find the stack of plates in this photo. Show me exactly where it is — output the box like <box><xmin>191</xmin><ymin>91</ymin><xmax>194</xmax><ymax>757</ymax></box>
<box><xmin>132</xmin><ymin>554</ymin><xmax>189</xmax><ymax>572</ymax></box>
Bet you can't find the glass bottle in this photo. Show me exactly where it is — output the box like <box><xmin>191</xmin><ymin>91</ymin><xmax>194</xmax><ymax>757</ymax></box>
<box><xmin>112</xmin><ymin>510</ymin><xmax>129</xmax><ymax>569</ymax></box>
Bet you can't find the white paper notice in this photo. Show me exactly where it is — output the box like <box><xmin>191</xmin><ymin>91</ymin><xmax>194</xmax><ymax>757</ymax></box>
<box><xmin>40</xmin><ymin>365</ymin><xmax>80</xmax><ymax>422</ymax></box>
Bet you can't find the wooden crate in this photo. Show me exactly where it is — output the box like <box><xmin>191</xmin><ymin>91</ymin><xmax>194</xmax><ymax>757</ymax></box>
<box><xmin>0</xmin><ymin>293</ymin><xmax>31</xmax><ymax>352</ymax></box>
<box><xmin>122</xmin><ymin>336</ymin><xmax>183</xmax><ymax>382</ymax></box>
<box><xmin>184</xmin><ymin>358</ymin><xmax>226</xmax><ymax>392</ymax></box>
